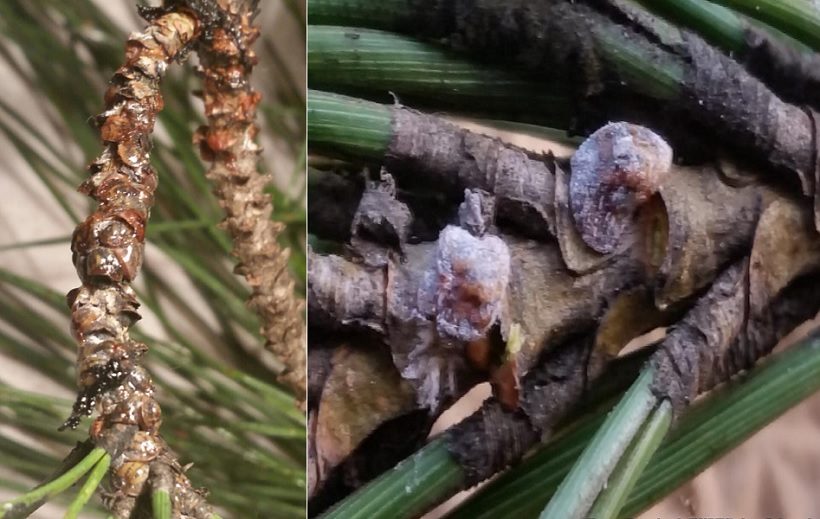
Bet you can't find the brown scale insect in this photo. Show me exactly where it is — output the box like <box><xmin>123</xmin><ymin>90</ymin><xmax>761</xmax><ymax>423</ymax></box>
<box><xmin>569</xmin><ymin>122</ymin><xmax>673</xmax><ymax>254</ymax></box>
<box><xmin>110</xmin><ymin>431</ymin><xmax>161</xmax><ymax>497</ymax></box>
<box><xmin>63</xmin><ymin>9</ymin><xmax>195</xmax><ymax>428</ymax></box>
<box><xmin>428</xmin><ymin>225</ymin><xmax>510</xmax><ymax>342</ymax></box>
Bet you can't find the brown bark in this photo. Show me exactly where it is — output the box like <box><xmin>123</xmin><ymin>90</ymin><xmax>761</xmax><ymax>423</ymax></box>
<box><xmin>651</xmin><ymin>198</ymin><xmax>820</xmax><ymax>416</ymax></box>
<box><xmin>387</xmin><ymin>108</ymin><xmax>558</xmax><ymax>239</ymax></box>
<box><xmin>381</xmin><ymin>0</ymin><xmax>820</xmax><ymax>224</ymax></box>
<box><xmin>307</xmin><ymin>110</ymin><xmax>819</xmax><ymax>505</ymax></box>
<box><xmin>309</xmin><ymin>127</ymin><xmax>768</xmax><ymax>388</ymax></box>
<box><xmin>65</xmin><ymin>9</ymin><xmax>213</xmax><ymax>517</ymax></box>
<box><xmin>194</xmin><ymin>0</ymin><xmax>307</xmax><ymax>406</ymax></box>
<box><xmin>448</xmin><ymin>197</ymin><xmax>820</xmax><ymax>490</ymax></box>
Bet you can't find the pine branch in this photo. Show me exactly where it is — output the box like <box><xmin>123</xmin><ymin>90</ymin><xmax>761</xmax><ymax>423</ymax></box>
<box><xmin>309</xmin><ymin>0</ymin><xmax>820</xmax><ymax>229</ymax></box>
<box><xmin>447</xmin><ymin>331</ymin><xmax>820</xmax><ymax>518</ymax></box>
<box><xmin>195</xmin><ymin>0</ymin><xmax>307</xmax><ymax>406</ymax></box>
<box><xmin>307</xmin><ymin>87</ymin><xmax>820</xmax><ymax>517</ymax></box>
<box><xmin>0</xmin><ymin>0</ymin><xmax>306</xmax><ymax>516</ymax></box>
<box><xmin>58</xmin><ymin>5</ymin><xmax>215</xmax><ymax>517</ymax></box>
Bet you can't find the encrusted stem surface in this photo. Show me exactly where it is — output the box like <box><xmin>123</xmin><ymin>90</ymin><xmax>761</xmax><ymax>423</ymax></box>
<box><xmin>194</xmin><ymin>0</ymin><xmax>306</xmax><ymax>405</ymax></box>
<box><xmin>65</xmin><ymin>9</ymin><xmax>213</xmax><ymax>518</ymax></box>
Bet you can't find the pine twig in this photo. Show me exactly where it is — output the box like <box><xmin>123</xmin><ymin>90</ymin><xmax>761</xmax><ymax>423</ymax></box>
<box><xmin>544</xmin><ymin>211</ymin><xmax>820</xmax><ymax>519</ymax></box>
<box><xmin>309</xmin><ymin>0</ymin><xmax>820</xmax><ymax>228</ymax></box>
<box><xmin>307</xmin><ymin>94</ymin><xmax>784</xmax><ymax>509</ymax></box>
<box><xmin>194</xmin><ymin>0</ymin><xmax>307</xmax><ymax>406</ymax></box>
<box><xmin>61</xmin><ymin>6</ymin><xmax>215</xmax><ymax>517</ymax></box>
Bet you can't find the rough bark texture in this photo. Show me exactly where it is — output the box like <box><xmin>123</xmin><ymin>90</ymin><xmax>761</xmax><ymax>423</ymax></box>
<box><xmin>308</xmin><ymin>149</ymin><xmax>770</xmax><ymax>405</ymax></box>
<box><xmin>308</xmin><ymin>225</ymin><xmax>655</xmax><ymax>476</ymax></box>
<box><xmin>443</xmin><ymin>334</ymin><xmax>652</xmax><ymax>488</ymax></box>
<box><xmin>349</xmin><ymin>172</ymin><xmax>413</xmax><ymax>267</ymax></box>
<box><xmin>679</xmin><ymin>32</ymin><xmax>816</xmax><ymax>196</ymax></box>
<box><xmin>383</xmin><ymin>0</ymin><xmax>819</xmax><ymax>216</ymax></box>
<box><xmin>738</xmin><ymin>27</ymin><xmax>820</xmax><ymax>111</ymax></box>
<box><xmin>448</xmin><ymin>196</ymin><xmax>820</xmax><ymax>486</ymax></box>
<box><xmin>598</xmin><ymin>0</ymin><xmax>820</xmax><ymax>114</ymax></box>
<box><xmin>388</xmin><ymin>108</ymin><xmax>557</xmax><ymax>239</ymax></box>
<box><xmin>445</xmin><ymin>399</ymin><xmax>538</xmax><ymax>486</ymax></box>
<box><xmin>308</xmin><ymin>250</ymin><xmax>386</xmax><ymax>332</ymax></box>
<box><xmin>194</xmin><ymin>0</ymin><xmax>306</xmax><ymax>405</ymax></box>
<box><xmin>307</xmin><ymin>166</ymin><xmax>481</xmax><ymax>245</ymax></box>
<box><xmin>651</xmin><ymin>261</ymin><xmax>820</xmax><ymax>417</ymax></box>
<box><xmin>649</xmin><ymin>261</ymin><xmax>748</xmax><ymax>416</ymax></box>
<box><xmin>308</xmin><ymin>332</ymin><xmax>630</xmax><ymax>508</ymax></box>
<box><xmin>65</xmin><ymin>9</ymin><xmax>213</xmax><ymax>517</ymax></box>
<box><xmin>651</xmin><ymin>198</ymin><xmax>820</xmax><ymax>416</ymax></box>
<box><xmin>307</xmin><ymin>342</ymin><xmax>335</xmax><ymax>411</ymax></box>
<box><xmin>383</xmin><ymin>106</ymin><xmax>765</xmax><ymax>283</ymax></box>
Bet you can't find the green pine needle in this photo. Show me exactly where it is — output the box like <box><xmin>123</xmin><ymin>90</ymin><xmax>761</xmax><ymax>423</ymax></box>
<box><xmin>539</xmin><ymin>368</ymin><xmax>658</xmax><ymax>519</ymax></box>
<box><xmin>308</xmin><ymin>25</ymin><xmax>570</xmax><ymax>126</ymax></box>
<box><xmin>151</xmin><ymin>489</ymin><xmax>172</xmax><ymax>519</ymax></box>
<box><xmin>63</xmin><ymin>453</ymin><xmax>111</xmax><ymax>519</ymax></box>
<box><xmin>322</xmin><ymin>439</ymin><xmax>464</xmax><ymax>519</ymax></box>
<box><xmin>708</xmin><ymin>0</ymin><xmax>820</xmax><ymax>50</ymax></box>
<box><xmin>587</xmin><ymin>401</ymin><xmax>672</xmax><ymax>519</ymax></box>
<box><xmin>0</xmin><ymin>447</ymin><xmax>106</xmax><ymax>519</ymax></box>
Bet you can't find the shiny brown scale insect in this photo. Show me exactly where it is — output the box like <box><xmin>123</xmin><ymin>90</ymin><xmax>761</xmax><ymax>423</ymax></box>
<box><xmin>71</xmin><ymin>213</ymin><xmax>144</xmax><ymax>283</ymax></box>
<box><xmin>112</xmin><ymin>460</ymin><xmax>151</xmax><ymax>497</ymax></box>
<box><xmin>66</xmin><ymin>0</ymin><xmax>185</xmax><ymax>402</ymax></box>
